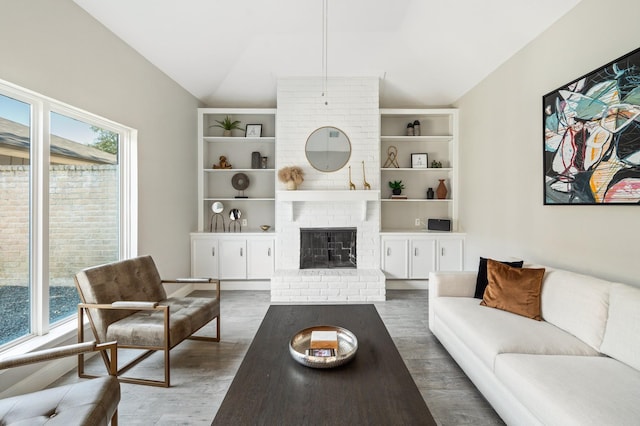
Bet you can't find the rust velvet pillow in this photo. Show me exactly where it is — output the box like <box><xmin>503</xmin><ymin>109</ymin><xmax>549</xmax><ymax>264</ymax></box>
<box><xmin>480</xmin><ymin>259</ymin><xmax>545</xmax><ymax>321</ymax></box>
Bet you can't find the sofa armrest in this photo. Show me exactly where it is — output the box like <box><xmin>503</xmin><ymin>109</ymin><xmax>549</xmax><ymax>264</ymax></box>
<box><xmin>163</xmin><ymin>278</ymin><xmax>220</xmax><ymax>299</ymax></box>
<box><xmin>79</xmin><ymin>302</ymin><xmax>166</xmax><ymax>311</ymax></box>
<box><xmin>429</xmin><ymin>271</ymin><xmax>477</xmax><ymax>298</ymax></box>
<box><xmin>0</xmin><ymin>341</ymin><xmax>117</xmax><ymax>373</ymax></box>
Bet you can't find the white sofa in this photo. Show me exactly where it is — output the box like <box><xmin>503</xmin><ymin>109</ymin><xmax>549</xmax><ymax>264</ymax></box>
<box><xmin>429</xmin><ymin>264</ymin><xmax>640</xmax><ymax>426</ymax></box>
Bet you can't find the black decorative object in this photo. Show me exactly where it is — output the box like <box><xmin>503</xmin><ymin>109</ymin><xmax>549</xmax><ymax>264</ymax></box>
<box><xmin>232</xmin><ymin>172</ymin><xmax>250</xmax><ymax>198</ymax></box>
<box><xmin>427</xmin><ymin>219</ymin><xmax>451</xmax><ymax>232</ymax></box>
<box><xmin>427</xmin><ymin>187</ymin><xmax>434</xmax><ymax>199</ymax></box>
<box><xmin>252</xmin><ymin>152</ymin><xmax>261</xmax><ymax>169</ymax></box>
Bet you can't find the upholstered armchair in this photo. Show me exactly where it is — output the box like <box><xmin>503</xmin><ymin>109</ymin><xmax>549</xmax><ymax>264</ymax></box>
<box><xmin>74</xmin><ymin>255</ymin><xmax>220</xmax><ymax>387</ymax></box>
<box><xmin>0</xmin><ymin>341</ymin><xmax>119</xmax><ymax>425</ymax></box>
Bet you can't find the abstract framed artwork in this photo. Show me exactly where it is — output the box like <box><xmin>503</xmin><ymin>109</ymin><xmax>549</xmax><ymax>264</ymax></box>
<box><xmin>543</xmin><ymin>47</ymin><xmax>640</xmax><ymax>204</ymax></box>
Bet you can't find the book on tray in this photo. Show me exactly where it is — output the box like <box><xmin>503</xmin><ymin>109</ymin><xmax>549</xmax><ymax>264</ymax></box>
<box><xmin>307</xmin><ymin>330</ymin><xmax>338</xmax><ymax>356</ymax></box>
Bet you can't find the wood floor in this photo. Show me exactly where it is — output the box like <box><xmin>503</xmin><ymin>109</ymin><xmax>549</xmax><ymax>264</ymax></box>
<box><xmin>54</xmin><ymin>290</ymin><xmax>504</xmax><ymax>425</ymax></box>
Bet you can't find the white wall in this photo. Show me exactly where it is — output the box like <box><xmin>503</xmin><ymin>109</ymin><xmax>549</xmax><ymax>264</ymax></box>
<box><xmin>0</xmin><ymin>0</ymin><xmax>200</xmax><ymax>277</ymax></box>
<box><xmin>455</xmin><ymin>0</ymin><xmax>640</xmax><ymax>286</ymax></box>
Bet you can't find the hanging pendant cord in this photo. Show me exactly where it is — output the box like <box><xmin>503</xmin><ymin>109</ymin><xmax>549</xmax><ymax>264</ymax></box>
<box><xmin>322</xmin><ymin>0</ymin><xmax>328</xmax><ymax>105</ymax></box>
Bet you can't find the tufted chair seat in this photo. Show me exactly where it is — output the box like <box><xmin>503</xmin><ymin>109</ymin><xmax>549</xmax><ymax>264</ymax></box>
<box><xmin>74</xmin><ymin>255</ymin><xmax>220</xmax><ymax>387</ymax></box>
<box><xmin>0</xmin><ymin>341</ymin><xmax>119</xmax><ymax>426</ymax></box>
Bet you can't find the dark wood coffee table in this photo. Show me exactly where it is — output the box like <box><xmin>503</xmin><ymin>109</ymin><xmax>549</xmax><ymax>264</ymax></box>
<box><xmin>212</xmin><ymin>304</ymin><xmax>436</xmax><ymax>425</ymax></box>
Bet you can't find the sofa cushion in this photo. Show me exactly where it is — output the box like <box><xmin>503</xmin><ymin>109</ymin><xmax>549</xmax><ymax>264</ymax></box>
<box><xmin>537</xmin><ymin>267</ymin><xmax>611</xmax><ymax>351</ymax></box>
<box><xmin>495</xmin><ymin>353</ymin><xmax>640</xmax><ymax>426</ymax></box>
<box><xmin>0</xmin><ymin>376</ymin><xmax>119</xmax><ymax>426</ymax></box>
<box><xmin>432</xmin><ymin>297</ymin><xmax>599</xmax><ymax>371</ymax></box>
<box><xmin>474</xmin><ymin>257</ymin><xmax>524</xmax><ymax>299</ymax></box>
<box><xmin>107</xmin><ymin>296</ymin><xmax>219</xmax><ymax>347</ymax></box>
<box><xmin>600</xmin><ymin>283</ymin><xmax>640</xmax><ymax>371</ymax></box>
<box><xmin>480</xmin><ymin>260</ymin><xmax>544</xmax><ymax>320</ymax></box>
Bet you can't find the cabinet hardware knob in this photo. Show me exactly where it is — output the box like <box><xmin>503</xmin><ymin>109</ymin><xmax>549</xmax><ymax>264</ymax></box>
<box><xmin>414</xmin><ymin>248</ymin><xmax>418</xmax><ymax>256</ymax></box>
<box><xmin>268</xmin><ymin>248</ymin><xmax>271</xmax><ymax>256</ymax></box>
<box><xmin>387</xmin><ymin>247</ymin><xmax>390</xmax><ymax>256</ymax></box>
<box><xmin>240</xmin><ymin>247</ymin><xmax>243</xmax><ymax>256</ymax></box>
<box><xmin>441</xmin><ymin>247</ymin><xmax>445</xmax><ymax>256</ymax></box>
<box><xmin>212</xmin><ymin>247</ymin><xmax>215</xmax><ymax>256</ymax></box>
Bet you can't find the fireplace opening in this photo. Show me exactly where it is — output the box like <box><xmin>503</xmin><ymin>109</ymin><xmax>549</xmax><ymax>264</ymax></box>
<box><xmin>300</xmin><ymin>227</ymin><xmax>357</xmax><ymax>269</ymax></box>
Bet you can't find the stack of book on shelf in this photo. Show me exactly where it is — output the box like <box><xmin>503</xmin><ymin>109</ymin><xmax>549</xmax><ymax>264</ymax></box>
<box><xmin>306</xmin><ymin>330</ymin><xmax>338</xmax><ymax>357</ymax></box>
<box><xmin>390</xmin><ymin>195</ymin><xmax>407</xmax><ymax>199</ymax></box>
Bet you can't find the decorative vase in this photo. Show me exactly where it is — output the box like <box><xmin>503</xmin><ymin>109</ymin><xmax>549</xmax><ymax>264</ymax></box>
<box><xmin>286</xmin><ymin>180</ymin><xmax>297</xmax><ymax>190</ymax></box>
<box><xmin>426</xmin><ymin>187</ymin><xmax>434</xmax><ymax>199</ymax></box>
<box><xmin>223</xmin><ymin>129</ymin><xmax>232</xmax><ymax>137</ymax></box>
<box><xmin>251</xmin><ymin>152</ymin><xmax>261</xmax><ymax>169</ymax></box>
<box><xmin>436</xmin><ymin>179</ymin><xmax>448</xmax><ymax>199</ymax></box>
<box><xmin>392</xmin><ymin>188</ymin><xmax>401</xmax><ymax>196</ymax></box>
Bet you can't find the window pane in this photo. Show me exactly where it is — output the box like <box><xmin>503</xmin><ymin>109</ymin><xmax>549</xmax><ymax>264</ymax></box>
<box><xmin>0</xmin><ymin>94</ymin><xmax>31</xmax><ymax>346</ymax></box>
<box><xmin>49</xmin><ymin>112</ymin><xmax>119</xmax><ymax>325</ymax></box>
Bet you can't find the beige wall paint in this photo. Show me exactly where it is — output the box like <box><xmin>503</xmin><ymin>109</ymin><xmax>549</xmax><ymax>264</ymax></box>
<box><xmin>456</xmin><ymin>0</ymin><xmax>640</xmax><ymax>286</ymax></box>
<box><xmin>0</xmin><ymin>0</ymin><xmax>200</xmax><ymax>277</ymax></box>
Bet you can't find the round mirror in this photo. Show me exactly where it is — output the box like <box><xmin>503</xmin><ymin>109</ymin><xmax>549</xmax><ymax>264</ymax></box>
<box><xmin>211</xmin><ymin>201</ymin><xmax>224</xmax><ymax>214</ymax></box>
<box><xmin>305</xmin><ymin>126</ymin><xmax>351</xmax><ymax>172</ymax></box>
<box><xmin>229</xmin><ymin>208</ymin><xmax>241</xmax><ymax>221</ymax></box>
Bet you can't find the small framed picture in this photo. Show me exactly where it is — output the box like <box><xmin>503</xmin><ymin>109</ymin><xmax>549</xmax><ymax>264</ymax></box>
<box><xmin>245</xmin><ymin>124</ymin><xmax>262</xmax><ymax>138</ymax></box>
<box><xmin>411</xmin><ymin>153</ymin><xmax>428</xmax><ymax>168</ymax></box>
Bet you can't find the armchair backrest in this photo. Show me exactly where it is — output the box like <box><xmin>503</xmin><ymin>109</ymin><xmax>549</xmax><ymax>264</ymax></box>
<box><xmin>75</xmin><ymin>255</ymin><xmax>167</xmax><ymax>342</ymax></box>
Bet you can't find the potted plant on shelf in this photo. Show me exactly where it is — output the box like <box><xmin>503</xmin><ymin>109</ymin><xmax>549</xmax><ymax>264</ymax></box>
<box><xmin>278</xmin><ymin>166</ymin><xmax>305</xmax><ymax>190</ymax></box>
<box><xmin>210</xmin><ymin>116</ymin><xmax>243</xmax><ymax>137</ymax></box>
<box><xmin>389</xmin><ymin>180</ymin><xmax>405</xmax><ymax>195</ymax></box>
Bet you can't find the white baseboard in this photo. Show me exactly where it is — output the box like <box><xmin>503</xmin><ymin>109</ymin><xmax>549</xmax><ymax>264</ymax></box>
<box><xmin>385</xmin><ymin>279</ymin><xmax>428</xmax><ymax>290</ymax></box>
<box><xmin>218</xmin><ymin>280</ymin><xmax>271</xmax><ymax>290</ymax></box>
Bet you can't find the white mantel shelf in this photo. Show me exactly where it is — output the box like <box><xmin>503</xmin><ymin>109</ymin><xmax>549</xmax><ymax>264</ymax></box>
<box><xmin>277</xmin><ymin>190</ymin><xmax>380</xmax><ymax>220</ymax></box>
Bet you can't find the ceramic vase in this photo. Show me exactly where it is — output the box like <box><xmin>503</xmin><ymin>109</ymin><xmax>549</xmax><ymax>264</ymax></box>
<box><xmin>223</xmin><ymin>129</ymin><xmax>232</xmax><ymax>137</ymax></box>
<box><xmin>286</xmin><ymin>180</ymin><xmax>297</xmax><ymax>190</ymax></box>
<box><xmin>436</xmin><ymin>179</ymin><xmax>448</xmax><ymax>199</ymax></box>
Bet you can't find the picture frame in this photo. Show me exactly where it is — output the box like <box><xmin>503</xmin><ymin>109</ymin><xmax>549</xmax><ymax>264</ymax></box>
<box><xmin>245</xmin><ymin>124</ymin><xmax>262</xmax><ymax>138</ymax></box>
<box><xmin>543</xmin><ymin>46</ymin><xmax>640</xmax><ymax>205</ymax></box>
<box><xmin>411</xmin><ymin>153</ymin><xmax>428</xmax><ymax>169</ymax></box>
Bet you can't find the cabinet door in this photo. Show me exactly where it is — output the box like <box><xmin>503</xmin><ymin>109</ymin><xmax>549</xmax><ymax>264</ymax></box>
<box><xmin>438</xmin><ymin>238</ymin><xmax>464</xmax><ymax>271</ymax></box>
<box><xmin>410</xmin><ymin>238</ymin><xmax>436</xmax><ymax>279</ymax></box>
<box><xmin>191</xmin><ymin>238</ymin><xmax>219</xmax><ymax>279</ymax></box>
<box><xmin>247</xmin><ymin>238</ymin><xmax>274</xmax><ymax>279</ymax></box>
<box><xmin>219</xmin><ymin>239</ymin><xmax>247</xmax><ymax>279</ymax></box>
<box><xmin>381</xmin><ymin>239</ymin><xmax>408</xmax><ymax>279</ymax></box>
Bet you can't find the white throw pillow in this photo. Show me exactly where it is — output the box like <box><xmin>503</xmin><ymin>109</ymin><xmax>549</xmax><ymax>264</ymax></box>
<box><xmin>600</xmin><ymin>283</ymin><xmax>640</xmax><ymax>371</ymax></box>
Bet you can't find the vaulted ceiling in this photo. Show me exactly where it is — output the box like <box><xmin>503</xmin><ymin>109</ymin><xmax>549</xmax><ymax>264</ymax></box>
<box><xmin>74</xmin><ymin>0</ymin><xmax>581</xmax><ymax>108</ymax></box>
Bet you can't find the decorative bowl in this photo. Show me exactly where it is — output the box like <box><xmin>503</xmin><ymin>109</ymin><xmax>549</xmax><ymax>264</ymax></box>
<box><xmin>289</xmin><ymin>325</ymin><xmax>358</xmax><ymax>369</ymax></box>
<box><xmin>260</xmin><ymin>225</ymin><xmax>271</xmax><ymax>232</ymax></box>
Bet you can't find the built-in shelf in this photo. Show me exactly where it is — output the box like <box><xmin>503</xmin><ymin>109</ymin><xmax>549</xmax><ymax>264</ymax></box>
<box><xmin>204</xmin><ymin>168</ymin><xmax>275</xmax><ymax>172</ymax></box>
<box><xmin>203</xmin><ymin>197</ymin><xmax>275</xmax><ymax>201</ymax></box>
<box><xmin>277</xmin><ymin>190</ymin><xmax>380</xmax><ymax>221</ymax></box>
<box><xmin>381</xmin><ymin>199</ymin><xmax>451</xmax><ymax>202</ymax></box>
<box><xmin>381</xmin><ymin>168</ymin><xmax>453</xmax><ymax>172</ymax></box>
<box><xmin>380</xmin><ymin>135</ymin><xmax>452</xmax><ymax>142</ymax></box>
<box><xmin>204</xmin><ymin>136</ymin><xmax>276</xmax><ymax>143</ymax></box>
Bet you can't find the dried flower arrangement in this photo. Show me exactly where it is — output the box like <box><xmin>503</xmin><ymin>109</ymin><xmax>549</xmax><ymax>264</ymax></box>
<box><xmin>278</xmin><ymin>166</ymin><xmax>305</xmax><ymax>189</ymax></box>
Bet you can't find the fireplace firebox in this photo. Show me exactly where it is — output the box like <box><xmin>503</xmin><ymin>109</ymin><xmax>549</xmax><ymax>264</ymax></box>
<box><xmin>300</xmin><ymin>227</ymin><xmax>356</xmax><ymax>269</ymax></box>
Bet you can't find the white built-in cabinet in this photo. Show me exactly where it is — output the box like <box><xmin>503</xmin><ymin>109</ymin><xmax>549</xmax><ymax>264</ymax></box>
<box><xmin>192</xmin><ymin>107</ymin><xmax>276</xmax><ymax>283</ymax></box>
<box><xmin>191</xmin><ymin>107</ymin><xmax>465</xmax><ymax>284</ymax></box>
<box><xmin>381</xmin><ymin>234</ymin><xmax>464</xmax><ymax>279</ymax></box>
<box><xmin>191</xmin><ymin>233</ymin><xmax>274</xmax><ymax>280</ymax></box>
<box><xmin>379</xmin><ymin>108</ymin><xmax>465</xmax><ymax>279</ymax></box>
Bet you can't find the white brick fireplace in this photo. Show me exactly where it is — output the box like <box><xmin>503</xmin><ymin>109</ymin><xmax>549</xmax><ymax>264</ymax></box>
<box><xmin>271</xmin><ymin>77</ymin><xmax>385</xmax><ymax>302</ymax></box>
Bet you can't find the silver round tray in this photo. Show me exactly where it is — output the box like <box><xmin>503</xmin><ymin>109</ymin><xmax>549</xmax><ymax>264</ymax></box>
<box><xmin>289</xmin><ymin>325</ymin><xmax>358</xmax><ymax>369</ymax></box>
